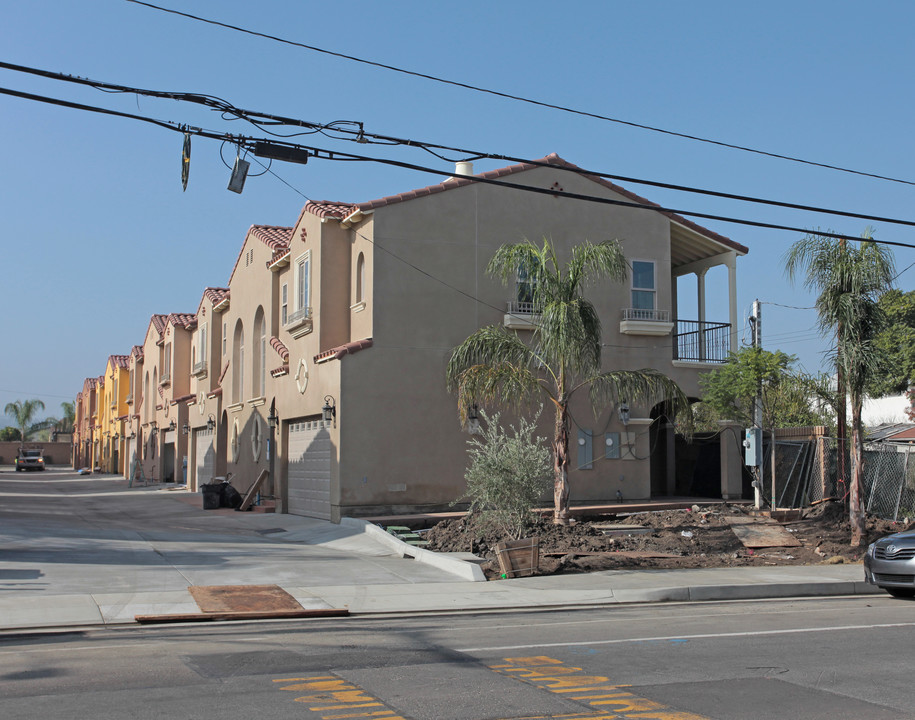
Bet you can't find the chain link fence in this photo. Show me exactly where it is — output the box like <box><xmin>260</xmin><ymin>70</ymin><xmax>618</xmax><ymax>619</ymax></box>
<box><xmin>762</xmin><ymin>436</ymin><xmax>915</xmax><ymax>521</ymax></box>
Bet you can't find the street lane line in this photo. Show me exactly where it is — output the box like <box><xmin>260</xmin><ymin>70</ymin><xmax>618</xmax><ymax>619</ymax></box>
<box><xmin>456</xmin><ymin>621</ymin><xmax>915</xmax><ymax>652</ymax></box>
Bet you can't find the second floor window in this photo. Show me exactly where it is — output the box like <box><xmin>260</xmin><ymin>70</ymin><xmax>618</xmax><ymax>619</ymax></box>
<box><xmin>516</xmin><ymin>261</ymin><xmax>539</xmax><ymax>311</ymax></box>
<box><xmin>295</xmin><ymin>252</ymin><xmax>311</xmax><ymax>312</ymax></box>
<box><xmin>281</xmin><ymin>283</ymin><xmax>288</xmax><ymax>325</ymax></box>
<box><xmin>631</xmin><ymin>260</ymin><xmax>656</xmax><ymax>311</ymax></box>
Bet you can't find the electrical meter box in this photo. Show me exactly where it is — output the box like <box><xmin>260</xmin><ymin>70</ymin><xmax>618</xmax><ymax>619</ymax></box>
<box><xmin>744</xmin><ymin>428</ymin><xmax>762</xmax><ymax>467</ymax></box>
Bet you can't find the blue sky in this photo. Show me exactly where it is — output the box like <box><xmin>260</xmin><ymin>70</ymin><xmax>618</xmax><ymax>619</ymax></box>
<box><xmin>2</xmin><ymin>1</ymin><xmax>914</xmax><ymax>422</ymax></box>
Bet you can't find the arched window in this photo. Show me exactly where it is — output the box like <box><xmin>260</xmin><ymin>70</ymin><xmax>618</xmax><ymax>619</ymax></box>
<box><xmin>252</xmin><ymin>307</ymin><xmax>266</xmax><ymax>398</ymax></box>
<box><xmin>356</xmin><ymin>252</ymin><xmax>365</xmax><ymax>303</ymax></box>
<box><xmin>233</xmin><ymin>320</ymin><xmax>244</xmax><ymax>403</ymax></box>
<box><xmin>143</xmin><ymin>371</ymin><xmax>149</xmax><ymax>422</ymax></box>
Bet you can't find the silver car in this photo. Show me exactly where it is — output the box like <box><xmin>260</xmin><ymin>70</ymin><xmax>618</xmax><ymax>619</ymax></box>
<box><xmin>865</xmin><ymin>531</ymin><xmax>915</xmax><ymax>598</ymax></box>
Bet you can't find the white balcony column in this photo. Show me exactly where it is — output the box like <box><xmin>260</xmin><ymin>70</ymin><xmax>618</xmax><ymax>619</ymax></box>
<box><xmin>726</xmin><ymin>251</ymin><xmax>738</xmax><ymax>355</ymax></box>
<box><xmin>696</xmin><ymin>268</ymin><xmax>708</xmax><ymax>361</ymax></box>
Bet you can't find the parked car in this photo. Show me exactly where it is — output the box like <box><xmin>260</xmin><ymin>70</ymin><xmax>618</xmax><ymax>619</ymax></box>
<box><xmin>864</xmin><ymin>530</ymin><xmax>915</xmax><ymax>598</ymax></box>
<box><xmin>15</xmin><ymin>448</ymin><xmax>45</xmax><ymax>472</ymax></box>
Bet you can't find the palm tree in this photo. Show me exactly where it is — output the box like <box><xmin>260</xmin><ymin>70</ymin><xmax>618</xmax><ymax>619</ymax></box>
<box><xmin>784</xmin><ymin>230</ymin><xmax>895</xmax><ymax>546</ymax></box>
<box><xmin>4</xmin><ymin>398</ymin><xmax>47</xmax><ymax>449</ymax></box>
<box><xmin>56</xmin><ymin>401</ymin><xmax>75</xmax><ymax>433</ymax></box>
<box><xmin>447</xmin><ymin>238</ymin><xmax>688</xmax><ymax>524</ymax></box>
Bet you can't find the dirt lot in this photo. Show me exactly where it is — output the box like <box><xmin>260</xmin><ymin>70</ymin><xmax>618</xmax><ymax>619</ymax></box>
<box><xmin>422</xmin><ymin>502</ymin><xmax>909</xmax><ymax>580</ymax></box>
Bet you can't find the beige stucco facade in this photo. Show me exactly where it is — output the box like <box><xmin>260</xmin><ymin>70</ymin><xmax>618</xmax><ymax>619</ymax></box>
<box><xmin>74</xmin><ymin>153</ymin><xmax>747</xmax><ymax>519</ymax></box>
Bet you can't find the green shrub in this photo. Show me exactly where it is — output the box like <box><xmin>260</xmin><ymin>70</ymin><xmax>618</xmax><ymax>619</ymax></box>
<box><xmin>458</xmin><ymin>408</ymin><xmax>552</xmax><ymax>540</ymax></box>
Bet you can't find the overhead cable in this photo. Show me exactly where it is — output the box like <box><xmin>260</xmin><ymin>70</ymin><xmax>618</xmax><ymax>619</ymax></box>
<box><xmin>3</xmin><ymin>84</ymin><xmax>914</xmax><ymax>251</ymax></box>
<box><xmin>4</xmin><ymin>60</ymin><xmax>915</xmax><ymax>231</ymax></box>
<box><xmin>124</xmin><ymin>0</ymin><xmax>915</xmax><ymax>188</ymax></box>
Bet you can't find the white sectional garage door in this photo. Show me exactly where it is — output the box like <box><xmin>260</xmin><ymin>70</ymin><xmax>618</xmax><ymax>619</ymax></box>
<box><xmin>287</xmin><ymin>420</ymin><xmax>331</xmax><ymax>519</ymax></box>
<box><xmin>125</xmin><ymin>438</ymin><xmax>136</xmax><ymax>480</ymax></box>
<box><xmin>195</xmin><ymin>428</ymin><xmax>215</xmax><ymax>490</ymax></box>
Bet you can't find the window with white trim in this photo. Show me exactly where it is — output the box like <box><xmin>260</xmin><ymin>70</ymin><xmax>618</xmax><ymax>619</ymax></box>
<box><xmin>356</xmin><ymin>252</ymin><xmax>365</xmax><ymax>303</ymax></box>
<box><xmin>281</xmin><ymin>283</ymin><xmax>288</xmax><ymax>325</ymax></box>
<box><xmin>295</xmin><ymin>251</ymin><xmax>311</xmax><ymax>312</ymax></box>
<box><xmin>631</xmin><ymin>260</ymin><xmax>656</xmax><ymax>311</ymax></box>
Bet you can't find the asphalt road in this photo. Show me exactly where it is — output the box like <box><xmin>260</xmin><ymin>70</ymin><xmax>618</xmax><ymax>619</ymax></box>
<box><xmin>2</xmin><ymin>595</ymin><xmax>914</xmax><ymax>719</ymax></box>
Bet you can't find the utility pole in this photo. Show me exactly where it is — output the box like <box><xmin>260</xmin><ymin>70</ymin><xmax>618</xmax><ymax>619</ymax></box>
<box><xmin>747</xmin><ymin>300</ymin><xmax>764</xmax><ymax>509</ymax></box>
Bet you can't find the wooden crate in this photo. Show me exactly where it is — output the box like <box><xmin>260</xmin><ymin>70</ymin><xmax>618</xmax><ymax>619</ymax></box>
<box><xmin>494</xmin><ymin>536</ymin><xmax>540</xmax><ymax>578</ymax></box>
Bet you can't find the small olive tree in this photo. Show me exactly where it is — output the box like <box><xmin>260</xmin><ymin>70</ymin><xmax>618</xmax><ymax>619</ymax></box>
<box><xmin>459</xmin><ymin>408</ymin><xmax>552</xmax><ymax>540</ymax></box>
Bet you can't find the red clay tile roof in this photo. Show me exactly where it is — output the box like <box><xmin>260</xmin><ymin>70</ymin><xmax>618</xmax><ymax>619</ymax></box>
<box><xmin>171</xmin><ymin>394</ymin><xmax>194</xmax><ymax>405</ymax></box>
<box><xmin>314</xmin><ymin>338</ymin><xmax>373</xmax><ymax>364</ymax></box>
<box><xmin>250</xmin><ymin>225</ymin><xmax>293</xmax><ymax>251</ymax></box>
<box><xmin>226</xmin><ymin>225</ymin><xmax>293</xmax><ymax>286</ymax></box>
<box><xmin>207</xmin><ymin>387</ymin><xmax>223</xmax><ymax>399</ymax></box>
<box><xmin>269</xmin><ymin>336</ymin><xmax>289</xmax><ymax>362</ymax></box>
<box><xmin>270</xmin><ymin>364</ymin><xmax>289</xmax><ymax>378</ymax></box>
<box><xmin>204</xmin><ymin>287</ymin><xmax>230</xmax><ymax>306</ymax></box>
<box><xmin>131</xmin><ymin>345</ymin><xmax>144</xmax><ymax>360</ymax></box>
<box><xmin>218</xmin><ymin>361</ymin><xmax>230</xmax><ymax>384</ymax></box>
<box><xmin>167</xmin><ymin>313</ymin><xmax>197</xmax><ymax>331</ymax></box>
<box><xmin>109</xmin><ymin>354</ymin><xmax>130</xmax><ymax>369</ymax></box>
<box><xmin>304</xmin><ymin>153</ymin><xmax>747</xmax><ymax>254</ymax></box>
<box><xmin>150</xmin><ymin>314</ymin><xmax>169</xmax><ymax>337</ymax></box>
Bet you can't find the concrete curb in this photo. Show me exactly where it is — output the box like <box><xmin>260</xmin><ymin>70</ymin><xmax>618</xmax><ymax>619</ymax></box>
<box><xmin>342</xmin><ymin>517</ymin><xmax>487</xmax><ymax>582</ymax></box>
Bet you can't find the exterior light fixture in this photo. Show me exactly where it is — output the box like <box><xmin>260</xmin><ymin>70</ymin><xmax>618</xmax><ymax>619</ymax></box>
<box><xmin>467</xmin><ymin>403</ymin><xmax>481</xmax><ymax>435</ymax></box>
<box><xmin>206</xmin><ymin>414</ymin><xmax>216</xmax><ymax>432</ymax></box>
<box><xmin>267</xmin><ymin>398</ymin><xmax>278</xmax><ymax>430</ymax></box>
<box><xmin>150</xmin><ymin>421</ymin><xmax>158</xmax><ymax>435</ymax></box>
<box><xmin>322</xmin><ymin>395</ymin><xmax>336</xmax><ymax>427</ymax></box>
<box><xmin>182</xmin><ymin>422</ymin><xmax>190</xmax><ymax>435</ymax></box>
<box><xmin>114</xmin><ymin>433</ymin><xmax>120</xmax><ymax>441</ymax></box>
<box><xmin>168</xmin><ymin>419</ymin><xmax>176</xmax><ymax>431</ymax></box>
<box><xmin>618</xmin><ymin>402</ymin><xmax>630</xmax><ymax>427</ymax></box>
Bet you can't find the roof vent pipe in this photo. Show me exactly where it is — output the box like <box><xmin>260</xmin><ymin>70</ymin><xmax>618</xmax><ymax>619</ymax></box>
<box><xmin>454</xmin><ymin>161</ymin><xmax>474</xmax><ymax>177</ymax></box>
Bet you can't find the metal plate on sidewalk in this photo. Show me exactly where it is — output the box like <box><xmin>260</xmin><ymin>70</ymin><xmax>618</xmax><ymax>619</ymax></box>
<box><xmin>189</xmin><ymin>584</ymin><xmax>304</xmax><ymax>613</ymax></box>
<box><xmin>726</xmin><ymin>516</ymin><xmax>801</xmax><ymax>548</ymax></box>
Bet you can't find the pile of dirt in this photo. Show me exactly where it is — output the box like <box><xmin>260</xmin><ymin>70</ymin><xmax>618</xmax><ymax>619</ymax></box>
<box><xmin>420</xmin><ymin>502</ymin><xmax>910</xmax><ymax>579</ymax></box>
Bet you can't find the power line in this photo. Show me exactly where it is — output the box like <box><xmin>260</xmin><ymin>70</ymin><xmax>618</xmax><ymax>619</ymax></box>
<box><xmin>5</xmin><ymin>60</ymin><xmax>915</xmax><ymax>232</ymax></box>
<box><xmin>125</xmin><ymin>0</ymin><xmax>915</xmax><ymax>189</ymax></box>
<box><xmin>4</xmin><ymin>83</ymin><xmax>915</xmax><ymax>252</ymax></box>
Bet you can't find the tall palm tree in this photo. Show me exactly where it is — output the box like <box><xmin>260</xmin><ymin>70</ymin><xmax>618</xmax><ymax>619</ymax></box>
<box><xmin>784</xmin><ymin>230</ymin><xmax>895</xmax><ymax>546</ymax></box>
<box><xmin>4</xmin><ymin>399</ymin><xmax>47</xmax><ymax>449</ymax></box>
<box><xmin>447</xmin><ymin>238</ymin><xmax>688</xmax><ymax>524</ymax></box>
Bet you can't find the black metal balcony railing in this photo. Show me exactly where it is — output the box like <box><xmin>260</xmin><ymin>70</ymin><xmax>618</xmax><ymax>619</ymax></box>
<box><xmin>674</xmin><ymin>320</ymin><xmax>730</xmax><ymax>363</ymax></box>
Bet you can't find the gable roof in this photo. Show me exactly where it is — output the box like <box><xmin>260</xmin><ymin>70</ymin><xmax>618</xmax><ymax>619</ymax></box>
<box><xmin>304</xmin><ymin>153</ymin><xmax>747</xmax><ymax>255</ymax></box>
<box><xmin>107</xmin><ymin>354</ymin><xmax>130</xmax><ymax>371</ymax></box>
<box><xmin>226</xmin><ymin>225</ymin><xmax>294</xmax><ymax>287</ymax></box>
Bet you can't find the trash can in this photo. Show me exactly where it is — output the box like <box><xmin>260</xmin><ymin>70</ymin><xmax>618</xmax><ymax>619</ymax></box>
<box><xmin>202</xmin><ymin>483</ymin><xmax>222</xmax><ymax>510</ymax></box>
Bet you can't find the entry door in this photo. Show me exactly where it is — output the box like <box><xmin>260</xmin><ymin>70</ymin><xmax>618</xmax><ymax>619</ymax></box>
<box><xmin>195</xmin><ymin>428</ymin><xmax>215</xmax><ymax>490</ymax></box>
<box><xmin>286</xmin><ymin>420</ymin><xmax>331</xmax><ymax>519</ymax></box>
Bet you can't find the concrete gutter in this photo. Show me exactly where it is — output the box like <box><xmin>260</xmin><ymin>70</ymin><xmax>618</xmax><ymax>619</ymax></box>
<box><xmin>342</xmin><ymin>517</ymin><xmax>487</xmax><ymax>582</ymax></box>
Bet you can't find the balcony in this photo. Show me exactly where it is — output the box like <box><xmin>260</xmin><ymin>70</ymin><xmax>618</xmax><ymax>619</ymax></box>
<box><xmin>674</xmin><ymin>320</ymin><xmax>730</xmax><ymax>364</ymax></box>
<box><xmin>285</xmin><ymin>306</ymin><xmax>313</xmax><ymax>338</ymax></box>
<box><xmin>503</xmin><ymin>301</ymin><xmax>541</xmax><ymax>330</ymax></box>
<box><xmin>125</xmin><ymin>393</ymin><xmax>133</xmax><ymax>406</ymax></box>
<box><xmin>192</xmin><ymin>360</ymin><xmax>208</xmax><ymax>379</ymax></box>
<box><xmin>159</xmin><ymin>370</ymin><xmax>171</xmax><ymax>387</ymax></box>
<box><xmin>619</xmin><ymin>308</ymin><xmax>674</xmax><ymax>336</ymax></box>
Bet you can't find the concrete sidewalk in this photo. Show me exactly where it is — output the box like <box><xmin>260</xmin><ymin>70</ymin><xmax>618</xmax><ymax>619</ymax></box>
<box><xmin>0</xmin><ymin>470</ymin><xmax>880</xmax><ymax>631</ymax></box>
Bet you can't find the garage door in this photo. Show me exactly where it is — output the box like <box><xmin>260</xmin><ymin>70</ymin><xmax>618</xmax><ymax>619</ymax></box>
<box><xmin>287</xmin><ymin>420</ymin><xmax>331</xmax><ymax>519</ymax></box>
<box><xmin>195</xmin><ymin>427</ymin><xmax>215</xmax><ymax>491</ymax></box>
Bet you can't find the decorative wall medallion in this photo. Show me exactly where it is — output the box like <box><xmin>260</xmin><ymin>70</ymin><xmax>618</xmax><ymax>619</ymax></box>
<box><xmin>295</xmin><ymin>357</ymin><xmax>309</xmax><ymax>394</ymax></box>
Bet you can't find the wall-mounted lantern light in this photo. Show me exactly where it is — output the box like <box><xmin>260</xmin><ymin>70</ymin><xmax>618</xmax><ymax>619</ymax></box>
<box><xmin>182</xmin><ymin>422</ymin><xmax>189</xmax><ymax>435</ymax></box>
<box><xmin>206</xmin><ymin>414</ymin><xmax>216</xmax><ymax>432</ymax></box>
<box><xmin>168</xmin><ymin>419</ymin><xmax>176</xmax><ymax>431</ymax></box>
<box><xmin>150</xmin><ymin>421</ymin><xmax>158</xmax><ymax>435</ymax></box>
<box><xmin>322</xmin><ymin>395</ymin><xmax>336</xmax><ymax>427</ymax></box>
<box><xmin>267</xmin><ymin>398</ymin><xmax>278</xmax><ymax>430</ymax></box>
<box><xmin>618</xmin><ymin>402</ymin><xmax>630</xmax><ymax>427</ymax></box>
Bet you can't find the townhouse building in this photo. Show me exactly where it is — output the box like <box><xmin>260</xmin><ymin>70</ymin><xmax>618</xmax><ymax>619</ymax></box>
<box><xmin>75</xmin><ymin>153</ymin><xmax>748</xmax><ymax>518</ymax></box>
